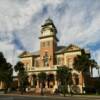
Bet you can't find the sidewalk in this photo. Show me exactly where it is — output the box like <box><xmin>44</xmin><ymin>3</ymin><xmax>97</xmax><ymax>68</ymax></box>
<box><xmin>0</xmin><ymin>92</ymin><xmax>100</xmax><ymax>99</ymax></box>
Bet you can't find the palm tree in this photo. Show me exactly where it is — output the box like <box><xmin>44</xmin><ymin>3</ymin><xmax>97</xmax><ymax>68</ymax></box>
<box><xmin>5</xmin><ymin>63</ymin><xmax>13</xmax><ymax>92</ymax></box>
<box><xmin>56</xmin><ymin>66</ymin><xmax>72</xmax><ymax>96</ymax></box>
<box><xmin>38</xmin><ymin>72</ymin><xmax>47</xmax><ymax>95</ymax></box>
<box><xmin>14</xmin><ymin>61</ymin><xmax>25</xmax><ymax>72</ymax></box>
<box><xmin>14</xmin><ymin>61</ymin><xmax>28</xmax><ymax>94</ymax></box>
<box><xmin>73</xmin><ymin>53</ymin><xmax>97</xmax><ymax>93</ymax></box>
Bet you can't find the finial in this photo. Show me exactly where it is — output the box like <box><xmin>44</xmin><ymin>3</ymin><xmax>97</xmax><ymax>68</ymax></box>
<box><xmin>45</xmin><ymin>17</ymin><xmax>53</xmax><ymax>24</ymax></box>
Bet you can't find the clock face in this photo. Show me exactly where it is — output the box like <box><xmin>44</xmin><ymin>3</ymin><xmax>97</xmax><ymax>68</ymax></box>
<box><xmin>43</xmin><ymin>30</ymin><xmax>51</xmax><ymax>36</ymax></box>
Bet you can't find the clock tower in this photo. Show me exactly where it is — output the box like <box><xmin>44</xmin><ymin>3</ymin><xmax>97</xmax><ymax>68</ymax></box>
<box><xmin>39</xmin><ymin>18</ymin><xmax>59</xmax><ymax>67</ymax></box>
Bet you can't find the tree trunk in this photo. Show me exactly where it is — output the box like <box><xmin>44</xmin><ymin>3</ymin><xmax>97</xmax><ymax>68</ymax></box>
<box><xmin>4</xmin><ymin>82</ymin><xmax>8</xmax><ymax>94</ymax></box>
<box><xmin>41</xmin><ymin>82</ymin><xmax>44</xmax><ymax>95</ymax></box>
<box><xmin>81</xmin><ymin>72</ymin><xmax>84</xmax><ymax>94</ymax></box>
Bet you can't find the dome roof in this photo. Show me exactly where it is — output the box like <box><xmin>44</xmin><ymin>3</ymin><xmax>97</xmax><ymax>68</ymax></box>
<box><xmin>41</xmin><ymin>17</ymin><xmax>57</xmax><ymax>34</ymax></box>
<box><xmin>42</xmin><ymin>18</ymin><xmax>54</xmax><ymax>27</ymax></box>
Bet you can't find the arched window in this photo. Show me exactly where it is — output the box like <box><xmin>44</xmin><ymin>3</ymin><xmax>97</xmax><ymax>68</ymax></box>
<box><xmin>73</xmin><ymin>73</ymin><xmax>79</xmax><ymax>85</ymax></box>
<box><xmin>47</xmin><ymin>74</ymin><xmax>54</xmax><ymax>88</ymax></box>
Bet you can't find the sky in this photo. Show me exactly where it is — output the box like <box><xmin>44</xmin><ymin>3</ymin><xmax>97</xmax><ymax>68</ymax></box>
<box><xmin>0</xmin><ymin>0</ymin><xmax>100</xmax><ymax>76</ymax></box>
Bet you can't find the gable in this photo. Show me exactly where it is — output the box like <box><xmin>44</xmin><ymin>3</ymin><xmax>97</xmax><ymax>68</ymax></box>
<box><xmin>19</xmin><ymin>51</ymin><xmax>33</xmax><ymax>58</ymax></box>
<box><xmin>64</xmin><ymin>44</ymin><xmax>81</xmax><ymax>52</ymax></box>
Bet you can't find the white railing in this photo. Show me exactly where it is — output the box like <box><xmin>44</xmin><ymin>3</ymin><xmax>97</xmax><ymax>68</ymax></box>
<box><xmin>27</xmin><ymin>65</ymin><xmax>58</xmax><ymax>72</ymax></box>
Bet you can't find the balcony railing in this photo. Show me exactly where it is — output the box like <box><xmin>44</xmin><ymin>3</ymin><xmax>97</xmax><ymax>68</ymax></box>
<box><xmin>26</xmin><ymin>65</ymin><xmax>58</xmax><ymax>72</ymax></box>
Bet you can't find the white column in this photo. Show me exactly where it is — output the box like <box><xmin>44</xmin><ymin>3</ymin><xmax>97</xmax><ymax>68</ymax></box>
<box><xmin>36</xmin><ymin>80</ymin><xmax>39</xmax><ymax>88</ymax></box>
<box><xmin>31</xmin><ymin>75</ymin><xmax>33</xmax><ymax>86</ymax></box>
<box><xmin>54</xmin><ymin>75</ymin><xmax>58</xmax><ymax>89</ymax></box>
<box><xmin>45</xmin><ymin>81</ymin><xmax>48</xmax><ymax>88</ymax></box>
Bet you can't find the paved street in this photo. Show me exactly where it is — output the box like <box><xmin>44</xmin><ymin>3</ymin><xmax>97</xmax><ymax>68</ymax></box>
<box><xmin>0</xmin><ymin>95</ymin><xmax>100</xmax><ymax>100</ymax></box>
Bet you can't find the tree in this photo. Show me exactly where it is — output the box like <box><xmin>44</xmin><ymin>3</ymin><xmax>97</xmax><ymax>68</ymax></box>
<box><xmin>0</xmin><ymin>52</ymin><xmax>13</xmax><ymax>93</ymax></box>
<box><xmin>95</xmin><ymin>78</ymin><xmax>100</xmax><ymax>94</ymax></box>
<box><xmin>14</xmin><ymin>61</ymin><xmax>28</xmax><ymax>94</ymax></box>
<box><xmin>38</xmin><ymin>72</ymin><xmax>47</xmax><ymax>95</ymax></box>
<box><xmin>73</xmin><ymin>53</ymin><xmax>97</xmax><ymax>93</ymax></box>
<box><xmin>47</xmin><ymin>74</ymin><xmax>54</xmax><ymax>88</ymax></box>
<box><xmin>56</xmin><ymin>66</ymin><xmax>72</xmax><ymax>96</ymax></box>
<box><xmin>4</xmin><ymin>63</ymin><xmax>13</xmax><ymax>92</ymax></box>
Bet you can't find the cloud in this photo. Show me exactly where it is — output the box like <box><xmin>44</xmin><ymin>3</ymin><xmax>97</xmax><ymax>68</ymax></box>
<box><xmin>11</xmin><ymin>32</ymin><xmax>26</xmax><ymax>50</ymax></box>
<box><xmin>92</xmin><ymin>49</ymin><xmax>100</xmax><ymax>77</ymax></box>
<box><xmin>92</xmin><ymin>49</ymin><xmax>100</xmax><ymax>65</ymax></box>
<box><xmin>0</xmin><ymin>0</ymin><xmax>100</xmax><ymax>76</ymax></box>
<box><xmin>57</xmin><ymin>0</ymin><xmax>100</xmax><ymax>46</ymax></box>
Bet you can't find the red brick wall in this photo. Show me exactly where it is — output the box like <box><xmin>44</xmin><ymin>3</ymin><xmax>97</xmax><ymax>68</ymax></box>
<box><xmin>40</xmin><ymin>38</ymin><xmax>56</xmax><ymax>67</ymax></box>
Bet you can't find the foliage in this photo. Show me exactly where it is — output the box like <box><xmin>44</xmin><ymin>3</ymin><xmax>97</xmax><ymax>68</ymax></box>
<box><xmin>47</xmin><ymin>74</ymin><xmax>54</xmax><ymax>81</ymax></box>
<box><xmin>38</xmin><ymin>72</ymin><xmax>47</xmax><ymax>95</ymax></box>
<box><xmin>73</xmin><ymin>52</ymin><xmax>97</xmax><ymax>93</ymax></box>
<box><xmin>14</xmin><ymin>61</ymin><xmax>25</xmax><ymax>72</ymax></box>
<box><xmin>56</xmin><ymin>66</ymin><xmax>73</xmax><ymax>96</ymax></box>
<box><xmin>73</xmin><ymin>53</ymin><xmax>97</xmax><ymax>75</ymax></box>
<box><xmin>0</xmin><ymin>52</ymin><xmax>13</xmax><ymax>93</ymax></box>
<box><xmin>95</xmin><ymin>78</ymin><xmax>100</xmax><ymax>94</ymax></box>
<box><xmin>38</xmin><ymin>72</ymin><xmax>47</xmax><ymax>83</ymax></box>
<box><xmin>57</xmin><ymin>66</ymin><xmax>72</xmax><ymax>85</ymax></box>
<box><xmin>14</xmin><ymin>61</ymin><xmax>28</xmax><ymax>94</ymax></box>
<box><xmin>73</xmin><ymin>54</ymin><xmax>90</xmax><ymax>73</ymax></box>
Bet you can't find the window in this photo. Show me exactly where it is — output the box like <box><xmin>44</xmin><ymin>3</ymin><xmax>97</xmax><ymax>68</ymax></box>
<box><xmin>42</xmin><ymin>41</ymin><xmax>51</xmax><ymax>47</ymax></box>
<box><xmin>67</xmin><ymin>57</ymin><xmax>73</xmax><ymax>68</ymax></box>
<box><xmin>35</xmin><ymin>60</ymin><xmax>39</xmax><ymax>67</ymax></box>
<box><xmin>75</xmin><ymin>77</ymin><xmax>79</xmax><ymax>85</ymax></box>
<box><xmin>42</xmin><ymin>42</ymin><xmax>45</xmax><ymax>47</ymax></box>
<box><xmin>47</xmin><ymin>41</ymin><xmax>50</xmax><ymax>47</ymax></box>
<box><xmin>25</xmin><ymin>63</ymin><xmax>28</xmax><ymax>70</ymax></box>
<box><xmin>73</xmin><ymin>73</ymin><xmax>79</xmax><ymax>85</ymax></box>
<box><xmin>57</xmin><ymin>57</ymin><xmax>62</xmax><ymax>65</ymax></box>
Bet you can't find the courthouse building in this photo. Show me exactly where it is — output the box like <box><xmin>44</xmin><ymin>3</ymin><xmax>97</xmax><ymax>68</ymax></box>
<box><xmin>19</xmin><ymin>18</ymin><xmax>90</xmax><ymax>94</ymax></box>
